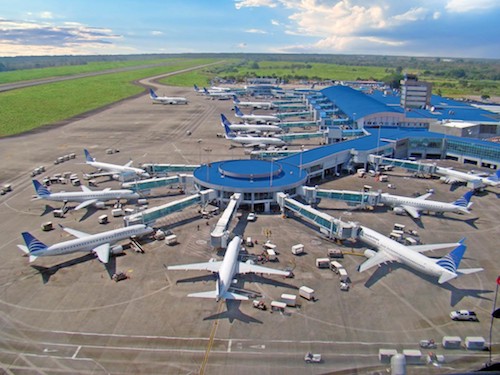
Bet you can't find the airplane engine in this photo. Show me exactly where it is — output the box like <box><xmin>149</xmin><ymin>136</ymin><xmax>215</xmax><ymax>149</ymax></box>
<box><xmin>439</xmin><ymin>176</ymin><xmax>447</xmax><ymax>183</ymax></box>
<box><xmin>364</xmin><ymin>249</ymin><xmax>377</xmax><ymax>259</ymax></box>
<box><xmin>111</xmin><ymin>245</ymin><xmax>124</xmax><ymax>255</ymax></box>
<box><xmin>393</xmin><ymin>207</ymin><xmax>406</xmax><ymax>215</ymax></box>
<box><xmin>94</xmin><ymin>201</ymin><xmax>106</xmax><ymax>209</ymax></box>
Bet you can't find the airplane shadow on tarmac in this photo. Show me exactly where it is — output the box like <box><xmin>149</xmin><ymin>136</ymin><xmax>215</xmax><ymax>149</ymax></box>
<box><xmin>173</xmin><ymin>273</ymin><xmax>297</xmax><ymax>323</ymax></box>
<box><xmin>31</xmin><ymin>253</ymin><xmax>121</xmax><ymax>283</ymax></box>
<box><xmin>363</xmin><ymin>263</ymin><xmax>493</xmax><ymax>307</ymax></box>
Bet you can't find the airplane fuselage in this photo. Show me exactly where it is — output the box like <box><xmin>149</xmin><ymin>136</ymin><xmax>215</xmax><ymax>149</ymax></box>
<box><xmin>86</xmin><ymin>160</ymin><xmax>148</xmax><ymax>178</ymax></box>
<box><xmin>380</xmin><ymin>193</ymin><xmax>467</xmax><ymax>214</ymax></box>
<box><xmin>436</xmin><ymin>167</ymin><xmax>499</xmax><ymax>187</ymax></box>
<box><xmin>41</xmin><ymin>189</ymin><xmax>139</xmax><ymax>204</ymax></box>
<box><xmin>32</xmin><ymin>224</ymin><xmax>152</xmax><ymax>258</ymax></box>
<box><xmin>358</xmin><ymin>226</ymin><xmax>447</xmax><ymax>279</ymax></box>
<box><xmin>217</xmin><ymin>237</ymin><xmax>241</xmax><ymax>300</ymax></box>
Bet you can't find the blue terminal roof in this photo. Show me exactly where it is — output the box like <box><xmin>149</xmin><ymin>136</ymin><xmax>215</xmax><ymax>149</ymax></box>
<box><xmin>282</xmin><ymin>127</ymin><xmax>500</xmax><ymax>167</ymax></box>
<box><xmin>193</xmin><ymin>159</ymin><xmax>307</xmax><ymax>192</ymax></box>
<box><xmin>321</xmin><ymin>86</ymin><xmax>499</xmax><ymax>123</ymax></box>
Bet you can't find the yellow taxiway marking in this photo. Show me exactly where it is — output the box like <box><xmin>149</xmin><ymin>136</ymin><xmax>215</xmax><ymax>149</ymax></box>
<box><xmin>200</xmin><ymin>300</ymin><xmax>224</xmax><ymax>375</ymax></box>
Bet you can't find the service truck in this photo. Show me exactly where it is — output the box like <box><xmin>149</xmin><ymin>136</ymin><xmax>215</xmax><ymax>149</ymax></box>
<box><xmin>299</xmin><ymin>286</ymin><xmax>315</xmax><ymax>301</ymax></box>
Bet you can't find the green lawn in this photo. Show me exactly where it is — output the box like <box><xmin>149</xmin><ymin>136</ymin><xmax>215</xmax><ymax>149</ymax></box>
<box><xmin>0</xmin><ymin>59</ymin><xmax>217</xmax><ymax>137</ymax></box>
<box><xmin>0</xmin><ymin>58</ymin><xmax>186</xmax><ymax>85</ymax></box>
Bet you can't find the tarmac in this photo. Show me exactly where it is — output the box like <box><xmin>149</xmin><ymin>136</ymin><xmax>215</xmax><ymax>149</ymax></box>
<box><xmin>0</xmin><ymin>76</ymin><xmax>499</xmax><ymax>374</ymax></box>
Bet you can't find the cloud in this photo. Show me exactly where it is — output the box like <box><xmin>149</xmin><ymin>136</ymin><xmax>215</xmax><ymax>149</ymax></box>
<box><xmin>234</xmin><ymin>0</ymin><xmax>277</xmax><ymax>9</ymax></box>
<box><xmin>237</xmin><ymin>42</ymin><xmax>248</xmax><ymax>48</ymax></box>
<box><xmin>271</xmin><ymin>19</ymin><xmax>280</xmax><ymax>26</ymax></box>
<box><xmin>39</xmin><ymin>11</ymin><xmax>54</xmax><ymax>19</ymax></box>
<box><xmin>151</xmin><ymin>30</ymin><xmax>163</xmax><ymax>36</ymax></box>
<box><xmin>391</xmin><ymin>7</ymin><xmax>429</xmax><ymax>23</ymax></box>
<box><xmin>245</xmin><ymin>28</ymin><xmax>268</xmax><ymax>34</ymax></box>
<box><xmin>0</xmin><ymin>18</ymin><xmax>123</xmax><ymax>56</ymax></box>
<box><xmin>445</xmin><ymin>0</ymin><xmax>499</xmax><ymax>13</ymax></box>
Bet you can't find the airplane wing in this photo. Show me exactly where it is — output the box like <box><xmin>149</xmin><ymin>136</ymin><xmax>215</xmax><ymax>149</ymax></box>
<box><xmin>357</xmin><ymin>251</ymin><xmax>397</xmax><ymax>272</ymax></box>
<box><xmin>416</xmin><ymin>192</ymin><xmax>432</xmax><ymax>200</ymax></box>
<box><xmin>80</xmin><ymin>185</ymin><xmax>92</xmax><ymax>193</ymax></box>
<box><xmin>124</xmin><ymin>161</ymin><xmax>133</xmax><ymax>168</ymax></box>
<box><xmin>74</xmin><ymin>199</ymin><xmax>99</xmax><ymax>210</ymax></box>
<box><xmin>406</xmin><ymin>242</ymin><xmax>460</xmax><ymax>253</ymax></box>
<box><xmin>93</xmin><ymin>243</ymin><xmax>110</xmax><ymax>263</ymax></box>
<box><xmin>85</xmin><ymin>171</ymin><xmax>115</xmax><ymax>178</ymax></box>
<box><xmin>400</xmin><ymin>205</ymin><xmax>421</xmax><ymax>219</ymax></box>
<box><xmin>237</xmin><ymin>262</ymin><xmax>290</xmax><ymax>276</ymax></box>
<box><xmin>61</xmin><ymin>226</ymin><xmax>91</xmax><ymax>238</ymax></box>
<box><xmin>167</xmin><ymin>261</ymin><xmax>222</xmax><ymax>273</ymax></box>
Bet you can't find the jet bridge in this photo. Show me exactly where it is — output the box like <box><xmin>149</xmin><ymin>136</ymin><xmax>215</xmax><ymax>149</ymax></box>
<box><xmin>276</xmin><ymin>192</ymin><xmax>360</xmax><ymax>241</ymax></box>
<box><xmin>210</xmin><ymin>193</ymin><xmax>242</xmax><ymax>249</ymax></box>
<box><xmin>278</xmin><ymin>120</ymin><xmax>319</xmax><ymax>130</ymax></box>
<box><xmin>124</xmin><ymin>189</ymin><xmax>217</xmax><ymax>226</ymax></box>
<box><xmin>280</xmin><ymin>131</ymin><xmax>326</xmax><ymax>143</ymax></box>
<box><xmin>142</xmin><ymin>163</ymin><xmax>199</xmax><ymax>177</ymax></box>
<box><xmin>122</xmin><ymin>174</ymin><xmax>193</xmax><ymax>192</ymax></box>
<box><xmin>275</xmin><ymin>111</ymin><xmax>313</xmax><ymax>120</ymax></box>
<box><xmin>299</xmin><ymin>186</ymin><xmax>380</xmax><ymax>208</ymax></box>
<box><xmin>368</xmin><ymin>155</ymin><xmax>437</xmax><ymax>175</ymax></box>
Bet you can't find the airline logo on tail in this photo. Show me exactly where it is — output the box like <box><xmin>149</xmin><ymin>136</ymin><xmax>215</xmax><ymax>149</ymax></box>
<box><xmin>84</xmin><ymin>149</ymin><xmax>95</xmax><ymax>162</ymax></box>
<box><xmin>193</xmin><ymin>84</ymin><xmax>200</xmax><ymax>92</ymax></box>
<box><xmin>149</xmin><ymin>88</ymin><xmax>158</xmax><ymax>98</ymax></box>
<box><xmin>234</xmin><ymin>106</ymin><xmax>244</xmax><ymax>117</ymax></box>
<box><xmin>232</xmin><ymin>95</ymin><xmax>240</xmax><ymax>104</ymax></box>
<box><xmin>452</xmin><ymin>191</ymin><xmax>474</xmax><ymax>209</ymax></box>
<box><xmin>19</xmin><ymin>232</ymin><xmax>47</xmax><ymax>261</ymax></box>
<box><xmin>436</xmin><ymin>238</ymin><xmax>466</xmax><ymax>274</ymax></box>
<box><xmin>221</xmin><ymin>115</ymin><xmax>234</xmax><ymax>138</ymax></box>
<box><xmin>32</xmin><ymin>180</ymin><xmax>51</xmax><ymax>198</ymax></box>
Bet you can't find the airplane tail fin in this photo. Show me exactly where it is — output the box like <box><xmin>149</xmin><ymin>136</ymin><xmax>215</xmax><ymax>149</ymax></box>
<box><xmin>221</xmin><ymin>115</ymin><xmax>234</xmax><ymax>138</ymax></box>
<box><xmin>203</xmin><ymin>87</ymin><xmax>209</xmax><ymax>94</ymax></box>
<box><xmin>232</xmin><ymin>95</ymin><xmax>240</xmax><ymax>104</ymax></box>
<box><xmin>149</xmin><ymin>88</ymin><xmax>157</xmax><ymax>98</ymax></box>
<box><xmin>452</xmin><ymin>190</ymin><xmax>474</xmax><ymax>211</ymax></box>
<box><xmin>487</xmin><ymin>169</ymin><xmax>500</xmax><ymax>182</ymax></box>
<box><xmin>194</xmin><ymin>84</ymin><xmax>199</xmax><ymax>92</ymax></box>
<box><xmin>436</xmin><ymin>238</ymin><xmax>466</xmax><ymax>283</ymax></box>
<box><xmin>234</xmin><ymin>106</ymin><xmax>244</xmax><ymax>117</ymax></box>
<box><xmin>84</xmin><ymin>149</ymin><xmax>95</xmax><ymax>162</ymax></box>
<box><xmin>19</xmin><ymin>232</ymin><xmax>47</xmax><ymax>262</ymax></box>
<box><xmin>32</xmin><ymin>179</ymin><xmax>51</xmax><ymax>198</ymax></box>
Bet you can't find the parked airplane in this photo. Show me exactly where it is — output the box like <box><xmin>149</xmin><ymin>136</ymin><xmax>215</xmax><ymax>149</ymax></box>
<box><xmin>194</xmin><ymin>84</ymin><xmax>232</xmax><ymax>93</ymax></box>
<box><xmin>357</xmin><ymin>226</ymin><xmax>483</xmax><ymax>284</ymax></box>
<box><xmin>149</xmin><ymin>88</ymin><xmax>187</xmax><ymax>105</ymax></box>
<box><xmin>436</xmin><ymin>167</ymin><xmax>500</xmax><ymax>188</ymax></box>
<box><xmin>84</xmin><ymin>149</ymin><xmax>150</xmax><ymax>181</ymax></box>
<box><xmin>221</xmin><ymin>117</ymin><xmax>286</xmax><ymax>148</ymax></box>
<box><xmin>232</xmin><ymin>95</ymin><xmax>273</xmax><ymax>110</ymax></box>
<box><xmin>220</xmin><ymin>114</ymin><xmax>282</xmax><ymax>134</ymax></box>
<box><xmin>234</xmin><ymin>106</ymin><xmax>281</xmax><ymax>123</ymax></box>
<box><xmin>379</xmin><ymin>190</ymin><xmax>474</xmax><ymax>219</ymax></box>
<box><xmin>32</xmin><ymin>179</ymin><xmax>140</xmax><ymax>210</ymax></box>
<box><xmin>167</xmin><ymin>236</ymin><xmax>290</xmax><ymax>301</ymax></box>
<box><xmin>203</xmin><ymin>87</ymin><xmax>235</xmax><ymax>100</ymax></box>
<box><xmin>18</xmin><ymin>224</ymin><xmax>153</xmax><ymax>264</ymax></box>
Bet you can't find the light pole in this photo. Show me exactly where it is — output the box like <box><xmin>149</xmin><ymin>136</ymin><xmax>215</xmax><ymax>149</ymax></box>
<box><xmin>197</xmin><ymin>139</ymin><xmax>202</xmax><ymax>165</ymax></box>
<box><xmin>299</xmin><ymin>144</ymin><xmax>305</xmax><ymax>172</ymax></box>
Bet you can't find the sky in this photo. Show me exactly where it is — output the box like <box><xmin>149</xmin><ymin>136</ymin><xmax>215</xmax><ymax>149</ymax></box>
<box><xmin>0</xmin><ymin>0</ymin><xmax>499</xmax><ymax>59</ymax></box>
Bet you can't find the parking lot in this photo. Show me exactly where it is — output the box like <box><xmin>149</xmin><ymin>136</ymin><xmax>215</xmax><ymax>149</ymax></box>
<box><xmin>0</xmin><ymin>81</ymin><xmax>498</xmax><ymax>374</ymax></box>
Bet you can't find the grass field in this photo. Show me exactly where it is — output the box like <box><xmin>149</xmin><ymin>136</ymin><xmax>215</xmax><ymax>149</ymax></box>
<box><xmin>0</xmin><ymin>59</ymin><xmax>217</xmax><ymax>137</ymax></box>
<box><xmin>0</xmin><ymin>58</ymin><xmax>186</xmax><ymax>85</ymax></box>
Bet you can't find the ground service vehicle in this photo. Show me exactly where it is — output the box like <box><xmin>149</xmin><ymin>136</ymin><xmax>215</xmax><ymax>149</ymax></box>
<box><xmin>304</xmin><ymin>352</ymin><xmax>321</xmax><ymax>363</ymax></box>
<box><xmin>450</xmin><ymin>310</ymin><xmax>478</xmax><ymax>321</ymax></box>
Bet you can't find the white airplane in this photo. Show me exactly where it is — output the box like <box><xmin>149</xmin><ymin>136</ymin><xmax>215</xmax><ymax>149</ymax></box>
<box><xmin>31</xmin><ymin>179</ymin><xmax>140</xmax><ymax>210</ymax></box>
<box><xmin>220</xmin><ymin>114</ymin><xmax>282</xmax><ymax>134</ymax></box>
<box><xmin>221</xmin><ymin>117</ymin><xmax>286</xmax><ymax>148</ymax></box>
<box><xmin>202</xmin><ymin>87</ymin><xmax>235</xmax><ymax>100</ymax></box>
<box><xmin>234</xmin><ymin>106</ymin><xmax>281</xmax><ymax>123</ymax></box>
<box><xmin>149</xmin><ymin>88</ymin><xmax>187</xmax><ymax>105</ymax></box>
<box><xmin>379</xmin><ymin>190</ymin><xmax>474</xmax><ymax>219</ymax></box>
<box><xmin>232</xmin><ymin>95</ymin><xmax>273</xmax><ymax>110</ymax></box>
<box><xmin>436</xmin><ymin>167</ymin><xmax>500</xmax><ymax>188</ymax></box>
<box><xmin>167</xmin><ymin>236</ymin><xmax>290</xmax><ymax>301</ymax></box>
<box><xmin>194</xmin><ymin>84</ymin><xmax>232</xmax><ymax>93</ymax></box>
<box><xmin>18</xmin><ymin>224</ymin><xmax>153</xmax><ymax>264</ymax></box>
<box><xmin>357</xmin><ymin>226</ymin><xmax>483</xmax><ymax>284</ymax></box>
<box><xmin>84</xmin><ymin>149</ymin><xmax>150</xmax><ymax>181</ymax></box>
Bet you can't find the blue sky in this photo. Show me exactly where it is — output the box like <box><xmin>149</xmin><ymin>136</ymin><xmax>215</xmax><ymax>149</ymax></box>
<box><xmin>0</xmin><ymin>0</ymin><xmax>499</xmax><ymax>58</ymax></box>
